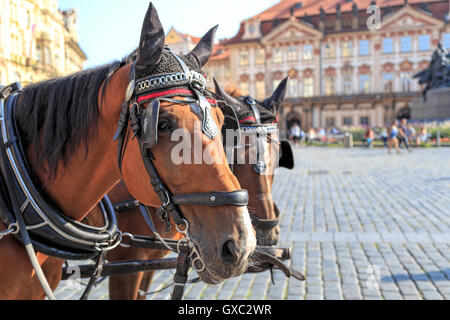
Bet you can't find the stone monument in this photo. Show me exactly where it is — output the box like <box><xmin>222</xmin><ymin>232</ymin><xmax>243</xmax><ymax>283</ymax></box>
<box><xmin>411</xmin><ymin>44</ymin><xmax>450</xmax><ymax>121</ymax></box>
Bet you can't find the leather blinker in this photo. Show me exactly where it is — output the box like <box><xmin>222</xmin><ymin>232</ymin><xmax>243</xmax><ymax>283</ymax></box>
<box><xmin>140</xmin><ymin>99</ymin><xmax>160</xmax><ymax>149</ymax></box>
<box><xmin>279</xmin><ymin>139</ymin><xmax>294</xmax><ymax>170</ymax></box>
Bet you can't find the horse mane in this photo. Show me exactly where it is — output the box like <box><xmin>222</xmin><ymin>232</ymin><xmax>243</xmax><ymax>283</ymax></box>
<box><xmin>14</xmin><ymin>60</ymin><xmax>124</xmax><ymax>177</ymax></box>
<box><xmin>224</xmin><ymin>85</ymin><xmax>243</xmax><ymax>98</ymax></box>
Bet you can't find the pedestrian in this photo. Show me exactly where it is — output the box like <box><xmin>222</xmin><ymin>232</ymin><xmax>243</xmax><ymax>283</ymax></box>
<box><xmin>289</xmin><ymin>123</ymin><xmax>301</xmax><ymax>147</ymax></box>
<box><xmin>416</xmin><ymin>127</ymin><xmax>429</xmax><ymax>145</ymax></box>
<box><xmin>388</xmin><ymin>121</ymin><xmax>400</xmax><ymax>154</ymax></box>
<box><xmin>406</xmin><ymin>124</ymin><xmax>416</xmax><ymax>145</ymax></box>
<box><xmin>307</xmin><ymin>128</ymin><xmax>316</xmax><ymax>144</ymax></box>
<box><xmin>380</xmin><ymin>127</ymin><xmax>388</xmax><ymax>147</ymax></box>
<box><xmin>364</xmin><ymin>127</ymin><xmax>375</xmax><ymax>148</ymax></box>
<box><xmin>398</xmin><ymin>118</ymin><xmax>411</xmax><ymax>152</ymax></box>
<box><xmin>318</xmin><ymin>127</ymin><xmax>326</xmax><ymax>143</ymax></box>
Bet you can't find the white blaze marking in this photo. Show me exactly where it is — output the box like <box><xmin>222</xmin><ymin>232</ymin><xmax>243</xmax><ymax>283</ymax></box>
<box><xmin>240</xmin><ymin>207</ymin><xmax>256</xmax><ymax>254</ymax></box>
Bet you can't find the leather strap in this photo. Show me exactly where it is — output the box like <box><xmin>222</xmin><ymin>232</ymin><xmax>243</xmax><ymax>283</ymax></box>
<box><xmin>172</xmin><ymin>190</ymin><xmax>248</xmax><ymax>207</ymax></box>
<box><xmin>171</xmin><ymin>241</ymin><xmax>191</xmax><ymax>300</ymax></box>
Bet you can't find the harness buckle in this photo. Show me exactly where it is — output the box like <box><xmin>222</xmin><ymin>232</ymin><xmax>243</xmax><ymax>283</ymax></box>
<box><xmin>0</xmin><ymin>83</ymin><xmax>21</xmax><ymax>100</ymax></box>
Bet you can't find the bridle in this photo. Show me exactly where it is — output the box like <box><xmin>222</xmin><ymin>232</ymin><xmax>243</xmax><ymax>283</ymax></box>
<box><xmin>226</xmin><ymin>96</ymin><xmax>286</xmax><ymax>232</ymax></box>
<box><xmin>113</xmin><ymin>47</ymin><xmax>249</xmax><ymax>272</ymax></box>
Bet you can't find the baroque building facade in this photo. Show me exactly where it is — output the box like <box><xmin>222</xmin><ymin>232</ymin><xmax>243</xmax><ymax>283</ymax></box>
<box><xmin>0</xmin><ymin>0</ymin><xmax>86</xmax><ymax>85</ymax></box>
<box><xmin>221</xmin><ymin>0</ymin><xmax>450</xmax><ymax>135</ymax></box>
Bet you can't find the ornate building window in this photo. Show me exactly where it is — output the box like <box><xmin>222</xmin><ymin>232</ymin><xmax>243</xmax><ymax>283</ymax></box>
<box><xmin>324</xmin><ymin>67</ymin><xmax>336</xmax><ymax>95</ymax></box>
<box><xmin>287</xmin><ymin>46</ymin><xmax>298</xmax><ymax>62</ymax></box>
<box><xmin>256</xmin><ymin>81</ymin><xmax>265</xmax><ymax>100</ymax></box>
<box><xmin>36</xmin><ymin>45</ymin><xmax>42</xmax><ymax>62</ymax></box>
<box><xmin>240</xmin><ymin>82</ymin><xmax>249</xmax><ymax>95</ymax></box>
<box><xmin>273</xmin><ymin>48</ymin><xmax>283</xmax><ymax>64</ymax></box>
<box><xmin>400</xmin><ymin>36</ymin><xmax>412</xmax><ymax>53</ymax></box>
<box><xmin>418</xmin><ymin>35</ymin><xmax>430</xmax><ymax>51</ymax></box>
<box><xmin>383</xmin><ymin>38</ymin><xmax>394</xmax><ymax>54</ymax></box>
<box><xmin>303</xmin><ymin>45</ymin><xmax>313</xmax><ymax>60</ymax></box>
<box><xmin>360</xmin><ymin>116</ymin><xmax>370</xmax><ymax>126</ymax></box>
<box><xmin>444</xmin><ymin>33</ymin><xmax>450</xmax><ymax>49</ymax></box>
<box><xmin>359</xmin><ymin>74</ymin><xmax>370</xmax><ymax>93</ymax></box>
<box><xmin>343</xmin><ymin>75</ymin><xmax>352</xmax><ymax>95</ymax></box>
<box><xmin>256</xmin><ymin>48</ymin><xmax>265</xmax><ymax>65</ymax></box>
<box><xmin>325</xmin><ymin>117</ymin><xmax>335</xmax><ymax>129</ymax></box>
<box><xmin>400</xmin><ymin>72</ymin><xmax>412</xmax><ymax>92</ymax></box>
<box><xmin>288</xmin><ymin>78</ymin><xmax>299</xmax><ymax>98</ymax></box>
<box><xmin>359</xmin><ymin>40</ymin><xmax>370</xmax><ymax>56</ymax></box>
<box><xmin>287</xmin><ymin>69</ymin><xmax>299</xmax><ymax>98</ymax></box>
<box><xmin>44</xmin><ymin>46</ymin><xmax>51</xmax><ymax>65</ymax></box>
<box><xmin>324</xmin><ymin>43</ymin><xmax>335</xmax><ymax>58</ymax></box>
<box><xmin>239</xmin><ymin>50</ymin><xmax>249</xmax><ymax>66</ymax></box>
<box><xmin>224</xmin><ymin>65</ymin><xmax>230</xmax><ymax>80</ymax></box>
<box><xmin>383</xmin><ymin>73</ymin><xmax>394</xmax><ymax>92</ymax></box>
<box><xmin>341</xmin><ymin>41</ymin><xmax>353</xmax><ymax>57</ymax></box>
<box><xmin>303</xmin><ymin>78</ymin><xmax>313</xmax><ymax>97</ymax></box>
<box><xmin>343</xmin><ymin>117</ymin><xmax>352</xmax><ymax>126</ymax></box>
<box><xmin>325</xmin><ymin>77</ymin><xmax>335</xmax><ymax>95</ymax></box>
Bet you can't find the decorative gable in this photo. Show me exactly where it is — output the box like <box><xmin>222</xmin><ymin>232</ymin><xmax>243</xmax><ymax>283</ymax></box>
<box><xmin>261</xmin><ymin>17</ymin><xmax>322</xmax><ymax>45</ymax></box>
<box><xmin>381</xmin><ymin>5</ymin><xmax>444</xmax><ymax>30</ymax></box>
<box><xmin>166</xmin><ymin>27</ymin><xmax>183</xmax><ymax>45</ymax></box>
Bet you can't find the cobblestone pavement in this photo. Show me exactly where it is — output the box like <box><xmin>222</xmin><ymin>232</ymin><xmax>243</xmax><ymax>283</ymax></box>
<box><xmin>55</xmin><ymin>147</ymin><xmax>450</xmax><ymax>300</ymax></box>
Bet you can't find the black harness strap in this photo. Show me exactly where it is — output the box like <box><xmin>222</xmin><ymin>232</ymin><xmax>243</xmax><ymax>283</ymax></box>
<box><xmin>171</xmin><ymin>240</ymin><xmax>191</xmax><ymax>300</ymax></box>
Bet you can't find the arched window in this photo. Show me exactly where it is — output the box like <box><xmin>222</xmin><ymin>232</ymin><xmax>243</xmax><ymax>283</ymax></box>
<box><xmin>44</xmin><ymin>46</ymin><xmax>51</xmax><ymax>65</ymax></box>
<box><xmin>36</xmin><ymin>44</ymin><xmax>42</xmax><ymax>62</ymax></box>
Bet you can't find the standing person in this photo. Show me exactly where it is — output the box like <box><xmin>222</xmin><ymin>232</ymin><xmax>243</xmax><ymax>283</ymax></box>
<box><xmin>318</xmin><ymin>127</ymin><xmax>326</xmax><ymax>143</ymax></box>
<box><xmin>398</xmin><ymin>118</ymin><xmax>411</xmax><ymax>152</ymax></box>
<box><xmin>388</xmin><ymin>121</ymin><xmax>400</xmax><ymax>154</ymax></box>
<box><xmin>307</xmin><ymin>128</ymin><xmax>316</xmax><ymax>144</ymax></box>
<box><xmin>417</xmin><ymin>127</ymin><xmax>428</xmax><ymax>145</ymax></box>
<box><xmin>406</xmin><ymin>124</ymin><xmax>416</xmax><ymax>145</ymax></box>
<box><xmin>364</xmin><ymin>127</ymin><xmax>375</xmax><ymax>148</ymax></box>
<box><xmin>290</xmin><ymin>122</ymin><xmax>301</xmax><ymax>147</ymax></box>
<box><xmin>380</xmin><ymin>127</ymin><xmax>388</xmax><ymax>147</ymax></box>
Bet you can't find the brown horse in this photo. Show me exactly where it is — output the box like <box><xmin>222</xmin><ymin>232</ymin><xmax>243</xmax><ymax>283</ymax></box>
<box><xmin>0</xmin><ymin>3</ymin><xmax>255</xmax><ymax>299</ymax></box>
<box><xmin>95</xmin><ymin>80</ymin><xmax>290</xmax><ymax>300</ymax></box>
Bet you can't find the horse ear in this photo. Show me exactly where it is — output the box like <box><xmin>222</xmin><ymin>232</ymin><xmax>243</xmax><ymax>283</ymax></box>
<box><xmin>135</xmin><ymin>3</ymin><xmax>165</xmax><ymax>73</ymax></box>
<box><xmin>263</xmin><ymin>77</ymin><xmax>288</xmax><ymax>113</ymax></box>
<box><xmin>213</xmin><ymin>78</ymin><xmax>241</xmax><ymax>111</ymax></box>
<box><xmin>187</xmin><ymin>25</ymin><xmax>218</xmax><ymax>67</ymax></box>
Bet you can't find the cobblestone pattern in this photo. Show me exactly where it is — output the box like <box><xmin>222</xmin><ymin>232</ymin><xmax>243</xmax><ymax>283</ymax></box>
<box><xmin>56</xmin><ymin>148</ymin><xmax>450</xmax><ymax>300</ymax></box>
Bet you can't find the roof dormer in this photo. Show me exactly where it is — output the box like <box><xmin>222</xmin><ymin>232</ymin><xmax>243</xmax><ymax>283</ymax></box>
<box><xmin>242</xmin><ymin>18</ymin><xmax>262</xmax><ymax>40</ymax></box>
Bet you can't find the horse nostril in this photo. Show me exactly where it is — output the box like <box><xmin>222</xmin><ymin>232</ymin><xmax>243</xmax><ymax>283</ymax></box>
<box><xmin>220</xmin><ymin>240</ymin><xmax>240</xmax><ymax>266</ymax></box>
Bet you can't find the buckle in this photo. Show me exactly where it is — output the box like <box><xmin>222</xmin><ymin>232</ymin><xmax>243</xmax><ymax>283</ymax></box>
<box><xmin>0</xmin><ymin>83</ymin><xmax>22</xmax><ymax>99</ymax></box>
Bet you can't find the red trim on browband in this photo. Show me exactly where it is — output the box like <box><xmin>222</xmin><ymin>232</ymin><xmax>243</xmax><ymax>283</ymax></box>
<box><xmin>137</xmin><ymin>89</ymin><xmax>216</xmax><ymax>105</ymax></box>
<box><xmin>137</xmin><ymin>89</ymin><xmax>193</xmax><ymax>102</ymax></box>
<box><xmin>239</xmin><ymin>116</ymin><xmax>256</xmax><ymax>124</ymax></box>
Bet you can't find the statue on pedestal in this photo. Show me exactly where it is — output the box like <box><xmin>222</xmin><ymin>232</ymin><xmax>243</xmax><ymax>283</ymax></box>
<box><xmin>414</xmin><ymin>43</ymin><xmax>450</xmax><ymax>100</ymax></box>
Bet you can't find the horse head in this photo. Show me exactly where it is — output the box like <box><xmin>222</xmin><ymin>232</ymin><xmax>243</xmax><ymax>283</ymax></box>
<box><xmin>214</xmin><ymin>78</ymin><xmax>292</xmax><ymax>246</ymax></box>
<box><xmin>118</xmin><ymin>3</ymin><xmax>256</xmax><ymax>284</ymax></box>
